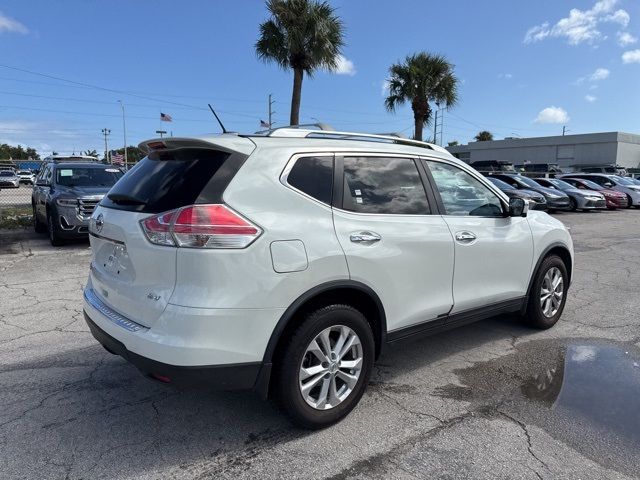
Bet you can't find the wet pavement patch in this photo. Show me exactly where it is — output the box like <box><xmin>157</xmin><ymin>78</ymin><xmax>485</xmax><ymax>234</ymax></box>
<box><xmin>436</xmin><ymin>338</ymin><xmax>640</xmax><ymax>476</ymax></box>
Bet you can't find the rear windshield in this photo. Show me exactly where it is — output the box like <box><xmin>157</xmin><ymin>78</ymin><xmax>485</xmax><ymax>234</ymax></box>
<box><xmin>55</xmin><ymin>167</ymin><xmax>123</xmax><ymax>187</ymax></box>
<box><xmin>101</xmin><ymin>148</ymin><xmax>232</xmax><ymax>213</ymax></box>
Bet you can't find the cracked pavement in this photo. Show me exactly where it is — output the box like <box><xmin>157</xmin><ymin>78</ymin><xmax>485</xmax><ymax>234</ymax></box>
<box><xmin>1</xmin><ymin>209</ymin><xmax>639</xmax><ymax>479</ymax></box>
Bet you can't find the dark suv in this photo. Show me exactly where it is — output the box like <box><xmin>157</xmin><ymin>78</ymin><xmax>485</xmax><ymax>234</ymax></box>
<box><xmin>32</xmin><ymin>160</ymin><xmax>123</xmax><ymax>245</ymax></box>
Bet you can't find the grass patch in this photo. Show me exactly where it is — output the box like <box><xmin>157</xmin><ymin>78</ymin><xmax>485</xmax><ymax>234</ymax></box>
<box><xmin>0</xmin><ymin>206</ymin><xmax>32</xmax><ymax>229</ymax></box>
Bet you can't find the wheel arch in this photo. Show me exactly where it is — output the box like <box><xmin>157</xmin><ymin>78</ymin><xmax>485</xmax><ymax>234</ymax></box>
<box><xmin>524</xmin><ymin>242</ymin><xmax>573</xmax><ymax>308</ymax></box>
<box><xmin>254</xmin><ymin>280</ymin><xmax>387</xmax><ymax>398</ymax></box>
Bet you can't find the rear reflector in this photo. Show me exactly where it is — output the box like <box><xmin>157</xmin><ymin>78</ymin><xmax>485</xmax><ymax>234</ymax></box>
<box><xmin>140</xmin><ymin>204</ymin><xmax>261</xmax><ymax>249</ymax></box>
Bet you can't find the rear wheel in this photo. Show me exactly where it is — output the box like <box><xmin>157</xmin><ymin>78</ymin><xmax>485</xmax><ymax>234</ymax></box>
<box><xmin>33</xmin><ymin>205</ymin><xmax>46</xmax><ymax>233</ymax></box>
<box><xmin>525</xmin><ymin>255</ymin><xmax>568</xmax><ymax>329</ymax></box>
<box><xmin>274</xmin><ymin>304</ymin><xmax>374</xmax><ymax>429</ymax></box>
<box><xmin>626</xmin><ymin>195</ymin><xmax>633</xmax><ymax>208</ymax></box>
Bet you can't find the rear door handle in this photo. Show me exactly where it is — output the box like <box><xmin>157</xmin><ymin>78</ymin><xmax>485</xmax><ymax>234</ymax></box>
<box><xmin>455</xmin><ymin>231</ymin><xmax>477</xmax><ymax>243</ymax></box>
<box><xmin>350</xmin><ymin>231</ymin><xmax>381</xmax><ymax>243</ymax></box>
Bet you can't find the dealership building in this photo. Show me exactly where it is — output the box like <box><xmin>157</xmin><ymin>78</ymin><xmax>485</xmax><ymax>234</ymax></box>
<box><xmin>446</xmin><ymin>131</ymin><xmax>640</xmax><ymax>170</ymax></box>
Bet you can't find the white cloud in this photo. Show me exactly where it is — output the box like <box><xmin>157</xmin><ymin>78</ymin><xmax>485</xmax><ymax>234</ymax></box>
<box><xmin>498</xmin><ymin>73</ymin><xmax>513</xmax><ymax>79</ymax></box>
<box><xmin>622</xmin><ymin>49</ymin><xmax>640</xmax><ymax>63</ymax></box>
<box><xmin>535</xmin><ymin>106</ymin><xmax>570</xmax><ymax>124</ymax></box>
<box><xmin>585</xmin><ymin>94</ymin><xmax>597</xmax><ymax>102</ymax></box>
<box><xmin>576</xmin><ymin>67</ymin><xmax>610</xmax><ymax>84</ymax></box>
<box><xmin>524</xmin><ymin>0</ymin><xmax>631</xmax><ymax>46</ymax></box>
<box><xmin>617</xmin><ymin>31</ymin><xmax>638</xmax><ymax>46</ymax></box>
<box><xmin>334</xmin><ymin>55</ymin><xmax>356</xmax><ymax>76</ymax></box>
<box><xmin>0</xmin><ymin>11</ymin><xmax>28</xmax><ymax>34</ymax></box>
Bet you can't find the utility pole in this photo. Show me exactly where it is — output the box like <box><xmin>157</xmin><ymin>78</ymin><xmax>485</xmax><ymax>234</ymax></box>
<box><xmin>268</xmin><ymin>94</ymin><xmax>275</xmax><ymax>127</ymax></box>
<box><xmin>101</xmin><ymin>128</ymin><xmax>111</xmax><ymax>164</ymax></box>
<box><xmin>432</xmin><ymin>105</ymin><xmax>444</xmax><ymax>144</ymax></box>
<box><xmin>562</xmin><ymin>125</ymin><xmax>569</xmax><ymax>136</ymax></box>
<box><xmin>433</xmin><ymin>109</ymin><xmax>438</xmax><ymax>144</ymax></box>
<box><xmin>118</xmin><ymin>100</ymin><xmax>128</xmax><ymax>169</ymax></box>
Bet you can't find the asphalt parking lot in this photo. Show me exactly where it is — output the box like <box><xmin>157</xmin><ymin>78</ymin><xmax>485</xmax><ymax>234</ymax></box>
<box><xmin>1</xmin><ymin>209</ymin><xmax>640</xmax><ymax>480</ymax></box>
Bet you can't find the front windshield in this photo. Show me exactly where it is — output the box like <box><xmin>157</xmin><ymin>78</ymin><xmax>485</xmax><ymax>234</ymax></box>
<box><xmin>579</xmin><ymin>179</ymin><xmax>603</xmax><ymax>190</ymax></box>
<box><xmin>55</xmin><ymin>167</ymin><xmax>123</xmax><ymax>187</ymax></box>
<box><xmin>487</xmin><ymin>177</ymin><xmax>514</xmax><ymax>189</ymax></box>
<box><xmin>515</xmin><ymin>176</ymin><xmax>541</xmax><ymax>188</ymax></box>
<box><xmin>0</xmin><ymin>171</ymin><xmax>14</xmax><ymax>177</ymax></box>
<box><xmin>547</xmin><ymin>179</ymin><xmax>575</xmax><ymax>190</ymax></box>
<box><xmin>612</xmin><ymin>176</ymin><xmax>632</xmax><ymax>185</ymax></box>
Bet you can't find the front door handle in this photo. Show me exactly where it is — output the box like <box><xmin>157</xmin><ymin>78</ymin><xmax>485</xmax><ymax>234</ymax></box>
<box><xmin>455</xmin><ymin>231</ymin><xmax>477</xmax><ymax>243</ymax></box>
<box><xmin>350</xmin><ymin>231</ymin><xmax>381</xmax><ymax>243</ymax></box>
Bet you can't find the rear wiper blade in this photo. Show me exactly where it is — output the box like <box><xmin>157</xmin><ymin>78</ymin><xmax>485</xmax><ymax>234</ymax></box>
<box><xmin>107</xmin><ymin>193</ymin><xmax>146</xmax><ymax>205</ymax></box>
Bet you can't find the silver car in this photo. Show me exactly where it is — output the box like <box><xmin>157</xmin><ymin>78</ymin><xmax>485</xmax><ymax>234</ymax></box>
<box><xmin>561</xmin><ymin>174</ymin><xmax>640</xmax><ymax>208</ymax></box>
<box><xmin>534</xmin><ymin>178</ymin><xmax>606</xmax><ymax>211</ymax></box>
<box><xmin>0</xmin><ymin>170</ymin><xmax>20</xmax><ymax>188</ymax></box>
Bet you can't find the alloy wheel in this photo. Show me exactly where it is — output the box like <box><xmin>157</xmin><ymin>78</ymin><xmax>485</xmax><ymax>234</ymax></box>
<box><xmin>540</xmin><ymin>266</ymin><xmax>563</xmax><ymax>317</ymax></box>
<box><xmin>298</xmin><ymin>325</ymin><xmax>363</xmax><ymax>410</ymax></box>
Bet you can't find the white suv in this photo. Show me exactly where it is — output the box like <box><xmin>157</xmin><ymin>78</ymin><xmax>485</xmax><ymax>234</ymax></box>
<box><xmin>83</xmin><ymin>128</ymin><xmax>573</xmax><ymax>428</ymax></box>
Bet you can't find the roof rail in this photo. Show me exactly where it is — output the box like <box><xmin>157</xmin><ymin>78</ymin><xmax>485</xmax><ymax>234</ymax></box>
<box><xmin>256</xmin><ymin>122</ymin><xmax>334</xmax><ymax>135</ymax></box>
<box><xmin>261</xmin><ymin>127</ymin><xmax>449</xmax><ymax>153</ymax></box>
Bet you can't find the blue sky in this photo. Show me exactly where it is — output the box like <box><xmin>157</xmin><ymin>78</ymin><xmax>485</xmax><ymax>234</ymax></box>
<box><xmin>0</xmin><ymin>0</ymin><xmax>639</xmax><ymax>156</ymax></box>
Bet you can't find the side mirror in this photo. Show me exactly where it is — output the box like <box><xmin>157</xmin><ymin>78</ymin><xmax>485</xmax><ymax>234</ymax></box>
<box><xmin>603</xmin><ymin>182</ymin><xmax>613</xmax><ymax>188</ymax></box>
<box><xmin>508</xmin><ymin>197</ymin><xmax>527</xmax><ymax>217</ymax></box>
<box><xmin>35</xmin><ymin>180</ymin><xmax>49</xmax><ymax>187</ymax></box>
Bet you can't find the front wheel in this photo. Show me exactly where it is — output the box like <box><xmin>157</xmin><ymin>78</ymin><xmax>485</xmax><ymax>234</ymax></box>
<box><xmin>274</xmin><ymin>305</ymin><xmax>374</xmax><ymax>429</ymax></box>
<box><xmin>569</xmin><ymin>198</ymin><xmax>578</xmax><ymax>211</ymax></box>
<box><xmin>33</xmin><ymin>205</ymin><xmax>46</xmax><ymax>233</ymax></box>
<box><xmin>48</xmin><ymin>211</ymin><xmax>64</xmax><ymax>246</ymax></box>
<box><xmin>525</xmin><ymin>255</ymin><xmax>568</xmax><ymax>329</ymax></box>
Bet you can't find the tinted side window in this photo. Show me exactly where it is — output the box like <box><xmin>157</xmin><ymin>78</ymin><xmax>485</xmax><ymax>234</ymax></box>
<box><xmin>101</xmin><ymin>148</ymin><xmax>231</xmax><ymax>213</ymax></box>
<box><xmin>287</xmin><ymin>156</ymin><xmax>333</xmax><ymax>204</ymax></box>
<box><xmin>342</xmin><ymin>157</ymin><xmax>430</xmax><ymax>214</ymax></box>
<box><xmin>427</xmin><ymin>161</ymin><xmax>504</xmax><ymax>217</ymax></box>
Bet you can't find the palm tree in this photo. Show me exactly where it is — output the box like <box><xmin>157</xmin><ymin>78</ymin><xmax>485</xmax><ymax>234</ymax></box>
<box><xmin>474</xmin><ymin>131</ymin><xmax>494</xmax><ymax>142</ymax></box>
<box><xmin>256</xmin><ymin>0</ymin><xmax>345</xmax><ymax>126</ymax></box>
<box><xmin>385</xmin><ymin>52</ymin><xmax>458</xmax><ymax>142</ymax></box>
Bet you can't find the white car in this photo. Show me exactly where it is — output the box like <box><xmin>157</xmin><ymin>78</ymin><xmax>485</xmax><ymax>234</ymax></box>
<box><xmin>17</xmin><ymin>170</ymin><xmax>35</xmax><ymax>185</ymax></box>
<box><xmin>83</xmin><ymin>127</ymin><xmax>573</xmax><ymax>428</ymax></box>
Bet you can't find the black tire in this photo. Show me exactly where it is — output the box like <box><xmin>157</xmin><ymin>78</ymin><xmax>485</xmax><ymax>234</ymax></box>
<box><xmin>48</xmin><ymin>210</ymin><xmax>64</xmax><ymax>246</ymax></box>
<box><xmin>33</xmin><ymin>205</ymin><xmax>46</xmax><ymax>233</ymax></box>
<box><xmin>273</xmin><ymin>304</ymin><xmax>374</xmax><ymax>429</ymax></box>
<box><xmin>626</xmin><ymin>195</ymin><xmax>633</xmax><ymax>208</ymax></box>
<box><xmin>525</xmin><ymin>255</ymin><xmax>568</xmax><ymax>329</ymax></box>
<box><xmin>569</xmin><ymin>197</ymin><xmax>577</xmax><ymax>211</ymax></box>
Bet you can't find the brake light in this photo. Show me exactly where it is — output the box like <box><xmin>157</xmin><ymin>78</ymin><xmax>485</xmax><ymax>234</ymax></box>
<box><xmin>140</xmin><ymin>204</ymin><xmax>261</xmax><ymax>249</ymax></box>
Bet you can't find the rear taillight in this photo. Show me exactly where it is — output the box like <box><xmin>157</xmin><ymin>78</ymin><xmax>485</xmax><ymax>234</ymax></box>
<box><xmin>140</xmin><ymin>204</ymin><xmax>261</xmax><ymax>249</ymax></box>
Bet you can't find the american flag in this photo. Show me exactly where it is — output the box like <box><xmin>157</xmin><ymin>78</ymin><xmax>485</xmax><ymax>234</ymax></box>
<box><xmin>112</xmin><ymin>153</ymin><xmax>124</xmax><ymax>165</ymax></box>
<box><xmin>160</xmin><ymin>112</ymin><xmax>173</xmax><ymax>122</ymax></box>
<box><xmin>260</xmin><ymin>119</ymin><xmax>271</xmax><ymax>128</ymax></box>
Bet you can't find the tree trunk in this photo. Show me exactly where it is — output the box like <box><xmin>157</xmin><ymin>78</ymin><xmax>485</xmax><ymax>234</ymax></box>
<box><xmin>290</xmin><ymin>68</ymin><xmax>304</xmax><ymax>126</ymax></box>
<box><xmin>413</xmin><ymin>112</ymin><xmax>424</xmax><ymax>141</ymax></box>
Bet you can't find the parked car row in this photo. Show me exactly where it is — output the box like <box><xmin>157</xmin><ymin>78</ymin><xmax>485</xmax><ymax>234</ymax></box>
<box><xmin>483</xmin><ymin>172</ymin><xmax>640</xmax><ymax>212</ymax></box>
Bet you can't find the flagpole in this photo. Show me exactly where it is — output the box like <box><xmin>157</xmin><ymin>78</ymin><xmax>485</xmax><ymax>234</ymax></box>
<box><xmin>118</xmin><ymin>100</ymin><xmax>128</xmax><ymax>170</ymax></box>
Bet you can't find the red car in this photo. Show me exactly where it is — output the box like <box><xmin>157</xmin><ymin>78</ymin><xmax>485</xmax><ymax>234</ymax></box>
<box><xmin>561</xmin><ymin>177</ymin><xmax>628</xmax><ymax>209</ymax></box>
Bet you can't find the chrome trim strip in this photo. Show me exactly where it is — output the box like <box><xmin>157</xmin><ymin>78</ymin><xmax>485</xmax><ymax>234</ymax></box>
<box><xmin>83</xmin><ymin>288</ymin><xmax>147</xmax><ymax>333</ymax></box>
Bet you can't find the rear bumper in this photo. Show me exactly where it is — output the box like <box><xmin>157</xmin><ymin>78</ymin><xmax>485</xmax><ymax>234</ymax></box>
<box><xmin>85</xmin><ymin>312</ymin><xmax>261</xmax><ymax>389</ymax></box>
<box><xmin>82</xmin><ymin>281</ymin><xmax>283</xmax><ymax>390</ymax></box>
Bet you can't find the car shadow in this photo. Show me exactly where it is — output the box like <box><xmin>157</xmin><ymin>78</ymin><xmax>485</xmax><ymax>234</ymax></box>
<box><xmin>0</xmin><ymin>314</ymin><xmax>538</xmax><ymax>477</ymax></box>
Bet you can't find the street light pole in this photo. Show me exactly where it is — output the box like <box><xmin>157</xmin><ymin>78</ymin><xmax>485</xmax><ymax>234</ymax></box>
<box><xmin>118</xmin><ymin>100</ymin><xmax>128</xmax><ymax>169</ymax></box>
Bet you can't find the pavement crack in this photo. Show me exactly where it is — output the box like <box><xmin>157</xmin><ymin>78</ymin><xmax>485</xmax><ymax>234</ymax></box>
<box><xmin>497</xmin><ymin>410</ymin><xmax>549</xmax><ymax>478</ymax></box>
